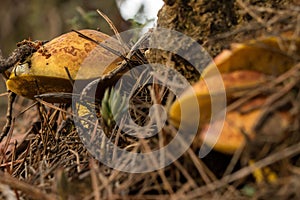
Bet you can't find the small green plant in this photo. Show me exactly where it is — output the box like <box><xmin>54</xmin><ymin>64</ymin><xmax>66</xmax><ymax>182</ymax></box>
<box><xmin>100</xmin><ymin>87</ymin><xmax>128</xmax><ymax>130</ymax></box>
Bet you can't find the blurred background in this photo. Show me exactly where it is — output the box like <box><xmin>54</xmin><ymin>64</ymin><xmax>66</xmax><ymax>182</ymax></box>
<box><xmin>0</xmin><ymin>0</ymin><xmax>163</xmax><ymax>56</ymax></box>
<box><xmin>0</xmin><ymin>0</ymin><xmax>163</xmax><ymax>127</ymax></box>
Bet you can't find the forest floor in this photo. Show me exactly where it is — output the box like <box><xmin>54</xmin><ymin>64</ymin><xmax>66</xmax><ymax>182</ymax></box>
<box><xmin>0</xmin><ymin>1</ymin><xmax>300</xmax><ymax>200</ymax></box>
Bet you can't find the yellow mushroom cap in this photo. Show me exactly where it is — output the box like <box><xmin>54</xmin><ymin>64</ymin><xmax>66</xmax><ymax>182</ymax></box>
<box><xmin>199</xmin><ymin>97</ymin><xmax>291</xmax><ymax>154</ymax></box>
<box><xmin>7</xmin><ymin>29</ymin><xmax>123</xmax><ymax>100</ymax></box>
<box><xmin>202</xmin><ymin>36</ymin><xmax>300</xmax><ymax>78</ymax></box>
<box><xmin>168</xmin><ymin>35</ymin><xmax>299</xmax><ymax>154</ymax></box>
<box><xmin>168</xmin><ymin>70</ymin><xmax>268</xmax><ymax>129</ymax></box>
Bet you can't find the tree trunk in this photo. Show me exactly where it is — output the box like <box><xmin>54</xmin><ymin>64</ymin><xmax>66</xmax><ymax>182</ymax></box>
<box><xmin>147</xmin><ymin>0</ymin><xmax>294</xmax><ymax>83</ymax></box>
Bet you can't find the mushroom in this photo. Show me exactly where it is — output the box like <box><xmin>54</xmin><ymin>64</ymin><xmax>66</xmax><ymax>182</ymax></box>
<box><xmin>6</xmin><ymin>29</ymin><xmax>123</xmax><ymax>102</ymax></box>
